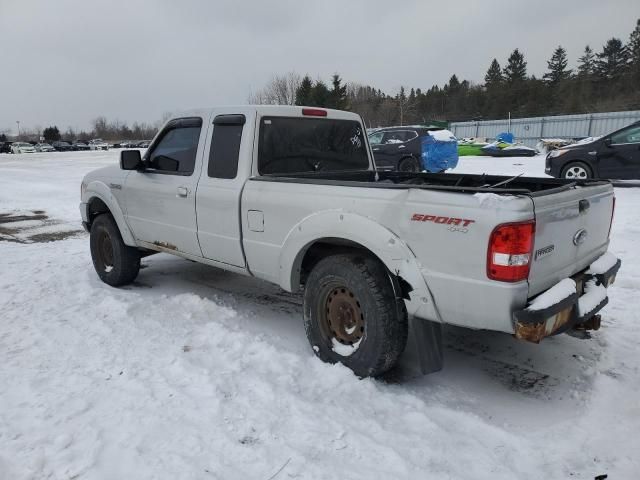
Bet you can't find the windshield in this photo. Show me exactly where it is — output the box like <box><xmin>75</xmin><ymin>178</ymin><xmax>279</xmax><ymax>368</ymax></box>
<box><xmin>258</xmin><ymin>117</ymin><xmax>369</xmax><ymax>175</ymax></box>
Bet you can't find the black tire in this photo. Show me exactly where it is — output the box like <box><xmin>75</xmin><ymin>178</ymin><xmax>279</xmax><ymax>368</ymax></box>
<box><xmin>303</xmin><ymin>253</ymin><xmax>408</xmax><ymax>377</ymax></box>
<box><xmin>398</xmin><ymin>156</ymin><xmax>421</xmax><ymax>173</ymax></box>
<box><xmin>90</xmin><ymin>214</ymin><xmax>140</xmax><ymax>286</ymax></box>
<box><xmin>560</xmin><ymin>161</ymin><xmax>593</xmax><ymax>180</ymax></box>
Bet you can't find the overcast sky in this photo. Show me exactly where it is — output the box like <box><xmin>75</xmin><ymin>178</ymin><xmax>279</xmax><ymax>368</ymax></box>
<box><xmin>1</xmin><ymin>0</ymin><xmax>638</xmax><ymax>132</ymax></box>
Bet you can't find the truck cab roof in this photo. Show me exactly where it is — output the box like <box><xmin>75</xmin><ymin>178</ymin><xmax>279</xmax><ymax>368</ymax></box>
<box><xmin>174</xmin><ymin>105</ymin><xmax>363</xmax><ymax>122</ymax></box>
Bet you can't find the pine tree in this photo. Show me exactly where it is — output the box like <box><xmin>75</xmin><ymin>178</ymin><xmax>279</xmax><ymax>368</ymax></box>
<box><xmin>312</xmin><ymin>80</ymin><xmax>330</xmax><ymax>107</ymax></box>
<box><xmin>398</xmin><ymin>86</ymin><xmax>406</xmax><ymax>102</ymax></box>
<box><xmin>628</xmin><ymin>19</ymin><xmax>640</xmax><ymax>79</ymax></box>
<box><xmin>484</xmin><ymin>59</ymin><xmax>503</xmax><ymax>89</ymax></box>
<box><xmin>43</xmin><ymin>126</ymin><xmax>60</xmax><ymax>143</ymax></box>
<box><xmin>503</xmin><ymin>49</ymin><xmax>527</xmax><ymax>84</ymax></box>
<box><xmin>447</xmin><ymin>74</ymin><xmax>461</xmax><ymax>92</ymax></box>
<box><xmin>577</xmin><ymin>45</ymin><xmax>596</xmax><ymax>77</ymax></box>
<box><xmin>543</xmin><ymin>46</ymin><xmax>572</xmax><ymax>83</ymax></box>
<box><xmin>295</xmin><ymin>75</ymin><xmax>314</xmax><ymax>106</ymax></box>
<box><xmin>328</xmin><ymin>74</ymin><xmax>348</xmax><ymax>110</ymax></box>
<box><xmin>595</xmin><ymin>38</ymin><xmax>629</xmax><ymax>79</ymax></box>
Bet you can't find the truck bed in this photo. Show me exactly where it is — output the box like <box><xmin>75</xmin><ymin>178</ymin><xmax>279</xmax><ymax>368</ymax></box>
<box><xmin>252</xmin><ymin>170</ymin><xmax>610</xmax><ymax>196</ymax></box>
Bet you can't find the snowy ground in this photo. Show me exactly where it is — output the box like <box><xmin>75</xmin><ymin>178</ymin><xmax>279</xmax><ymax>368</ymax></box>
<box><xmin>1</xmin><ymin>151</ymin><xmax>639</xmax><ymax>479</ymax></box>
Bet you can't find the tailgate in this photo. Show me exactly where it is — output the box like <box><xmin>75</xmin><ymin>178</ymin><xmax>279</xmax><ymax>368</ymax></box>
<box><xmin>528</xmin><ymin>183</ymin><xmax>614</xmax><ymax>297</ymax></box>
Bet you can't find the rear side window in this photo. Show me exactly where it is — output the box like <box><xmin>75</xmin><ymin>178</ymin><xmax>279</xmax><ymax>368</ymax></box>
<box><xmin>208</xmin><ymin>115</ymin><xmax>245</xmax><ymax>179</ymax></box>
<box><xmin>148</xmin><ymin>117</ymin><xmax>202</xmax><ymax>175</ymax></box>
<box><xmin>258</xmin><ymin>117</ymin><xmax>369</xmax><ymax>175</ymax></box>
<box><xmin>382</xmin><ymin>130</ymin><xmax>417</xmax><ymax>144</ymax></box>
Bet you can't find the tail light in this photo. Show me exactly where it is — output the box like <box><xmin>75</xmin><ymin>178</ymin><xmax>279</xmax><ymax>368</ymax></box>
<box><xmin>302</xmin><ymin>108</ymin><xmax>327</xmax><ymax>117</ymax></box>
<box><xmin>608</xmin><ymin>196</ymin><xmax>616</xmax><ymax>238</ymax></box>
<box><xmin>487</xmin><ymin>221</ymin><xmax>536</xmax><ymax>282</ymax></box>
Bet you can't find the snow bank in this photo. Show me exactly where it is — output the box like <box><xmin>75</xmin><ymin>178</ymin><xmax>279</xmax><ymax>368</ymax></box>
<box><xmin>578</xmin><ymin>280</ymin><xmax>608</xmax><ymax>317</ymax></box>
<box><xmin>527</xmin><ymin>279</ymin><xmax>577</xmax><ymax>311</ymax></box>
<box><xmin>587</xmin><ymin>252</ymin><xmax>618</xmax><ymax>275</ymax></box>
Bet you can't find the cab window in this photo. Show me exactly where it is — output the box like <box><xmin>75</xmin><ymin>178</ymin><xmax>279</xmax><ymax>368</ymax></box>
<box><xmin>147</xmin><ymin>117</ymin><xmax>202</xmax><ymax>175</ymax></box>
<box><xmin>208</xmin><ymin>115</ymin><xmax>245</xmax><ymax>179</ymax></box>
<box><xmin>258</xmin><ymin>117</ymin><xmax>369</xmax><ymax>175</ymax></box>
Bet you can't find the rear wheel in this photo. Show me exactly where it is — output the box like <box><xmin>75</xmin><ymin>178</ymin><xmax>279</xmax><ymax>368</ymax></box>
<box><xmin>303</xmin><ymin>253</ymin><xmax>408</xmax><ymax>377</ymax></box>
<box><xmin>561</xmin><ymin>161</ymin><xmax>592</xmax><ymax>180</ymax></box>
<box><xmin>90</xmin><ymin>214</ymin><xmax>140</xmax><ymax>286</ymax></box>
<box><xmin>398</xmin><ymin>156</ymin><xmax>421</xmax><ymax>173</ymax></box>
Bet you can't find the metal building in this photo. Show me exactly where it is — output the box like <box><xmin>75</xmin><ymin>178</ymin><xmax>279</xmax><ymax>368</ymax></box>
<box><xmin>450</xmin><ymin>110</ymin><xmax>640</xmax><ymax>147</ymax></box>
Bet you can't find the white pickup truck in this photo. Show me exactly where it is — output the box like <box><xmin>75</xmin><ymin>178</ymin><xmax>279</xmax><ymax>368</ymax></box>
<box><xmin>80</xmin><ymin>106</ymin><xmax>621</xmax><ymax>377</ymax></box>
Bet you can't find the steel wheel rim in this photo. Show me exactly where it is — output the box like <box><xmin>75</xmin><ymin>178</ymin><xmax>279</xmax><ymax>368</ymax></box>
<box><xmin>565</xmin><ymin>165</ymin><xmax>588</xmax><ymax>179</ymax></box>
<box><xmin>322</xmin><ymin>286</ymin><xmax>365</xmax><ymax>345</ymax></box>
<box><xmin>97</xmin><ymin>230</ymin><xmax>114</xmax><ymax>271</ymax></box>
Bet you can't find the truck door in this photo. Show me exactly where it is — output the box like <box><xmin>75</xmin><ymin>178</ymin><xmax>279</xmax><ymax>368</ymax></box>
<box><xmin>598</xmin><ymin>124</ymin><xmax>640</xmax><ymax>179</ymax></box>
<box><xmin>123</xmin><ymin>117</ymin><xmax>207</xmax><ymax>256</ymax></box>
<box><xmin>196</xmin><ymin>111</ymin><xmax>254</xmax><ymax>267</ymax></box>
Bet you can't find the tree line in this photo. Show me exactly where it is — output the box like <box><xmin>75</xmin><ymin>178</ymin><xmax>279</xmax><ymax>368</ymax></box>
<box><xmin>5</xmin><ymin>115</ymin><xmax>165</xmax><ymax>143</ymax></box>
<box><xmin>249</xmin><ymin>19</ymin><xmax>640</xmax><ymax>127</ymax></box>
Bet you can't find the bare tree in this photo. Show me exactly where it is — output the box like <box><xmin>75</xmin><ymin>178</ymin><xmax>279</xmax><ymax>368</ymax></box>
<box><xmin>248</xmin><ymin>71</ymin><xmax>302</xmax><ymax>105</ymax></box>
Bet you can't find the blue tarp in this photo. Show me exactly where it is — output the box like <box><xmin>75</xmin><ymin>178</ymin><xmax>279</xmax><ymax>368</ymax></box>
<box><xmin>421</xmin><ymin>134</ymin><xmax>459</xmax><ymax>172</ymax></box>
<box><xmin>496</xmin><ymin>132</ymin><xmax>514</xmax><ymax>143</ymax></box>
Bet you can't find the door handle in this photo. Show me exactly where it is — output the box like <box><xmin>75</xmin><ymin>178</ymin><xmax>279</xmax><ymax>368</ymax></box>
<box><xmin>177</xmin><ymin>186</ymin><xmax>188</xmax><ymax>197</ymax></box>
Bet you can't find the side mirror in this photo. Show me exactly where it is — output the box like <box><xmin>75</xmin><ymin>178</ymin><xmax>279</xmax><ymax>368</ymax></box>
<box><xmin>121</xmin><ymin>150</ymin><xmax>143</xmax><ymax>170</ymax></box>
<box><xmin>603</xmin><ymin>137</ymin><xmax>612</xmax><ymax>147</ymax></box>
<box><xmin>154</xmin><ymin>155</ymin><xmax>179</xmax><ymax>172</ymax></box>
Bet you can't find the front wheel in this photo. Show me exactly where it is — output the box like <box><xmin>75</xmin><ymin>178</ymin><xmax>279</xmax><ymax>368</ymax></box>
<box><xmin>303</xmin><ymin>253</ymin><xmax>408</xmax><ymax>377</ymax></box>
<box><xmin>90</xmin><ymin>214</ymin><xmax>140</xmax><ymax>286</ymax></box>
<box><xmin>561</xmin><ymin>161</ymin><xmax>592</xmax><ymax>180</ymax></box>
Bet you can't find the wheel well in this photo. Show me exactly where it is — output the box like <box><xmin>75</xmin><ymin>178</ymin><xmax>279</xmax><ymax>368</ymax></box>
<box><xmin>297</xmin><ymin>238</ymin><xmax>413</xmax><ymax>299</ymax></box>
<box><xmin>87</xmin><ymin>197</ymin><xmax>111</xmax><ymax>227</ymax></box>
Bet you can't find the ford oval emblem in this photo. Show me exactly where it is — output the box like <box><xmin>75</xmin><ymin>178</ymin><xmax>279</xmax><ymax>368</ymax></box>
<box><xmin>573</xmin><ymin>229</ymin><xmax>588</xmax><ymax>246</ymax></box>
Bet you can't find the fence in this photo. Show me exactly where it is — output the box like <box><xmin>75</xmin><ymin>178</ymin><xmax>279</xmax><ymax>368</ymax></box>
<box><xmin>450</xmin><ymin>110</ymin><xmax>640</xmax><ymax>148</ymax></box>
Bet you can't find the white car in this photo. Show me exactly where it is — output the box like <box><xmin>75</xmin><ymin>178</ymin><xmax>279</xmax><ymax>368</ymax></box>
<box><xmin>11</xmin><ymin>142</ymin><xmax>36</xmax><ymax>154</ymax></box>
<box><xmin>88</xmin><ymin>139</ymin><xmax>109</xmax><ymax>151</ymax></box>
<box><xmin>34</xmin><ymin>143</ymin><xmax>56</xmax><ymax>152</ymax></box>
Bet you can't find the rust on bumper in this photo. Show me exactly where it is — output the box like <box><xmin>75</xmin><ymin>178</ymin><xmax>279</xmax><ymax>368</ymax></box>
<box><xmin>514</xmin><ymin>302</ymin><xmax>576</xmax><ymax>343</ymax></box>
<box><xmin>513</xmin><ymin>258</ymin><xmax>620</xmax><ymax>343</ymax></box>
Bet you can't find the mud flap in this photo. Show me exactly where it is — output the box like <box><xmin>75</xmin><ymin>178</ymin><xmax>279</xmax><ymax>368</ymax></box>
<box><xmin>410</xmin><ymin>317</ymin><xmax>443</xmax><ymax>374</ymax></box>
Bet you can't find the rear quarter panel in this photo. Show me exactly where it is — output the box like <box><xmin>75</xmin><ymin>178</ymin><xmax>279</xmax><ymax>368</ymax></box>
<box><xmin>241</xmin><ymin>181</ymin><xmax>535</xmax><ymax>333</ymax></box>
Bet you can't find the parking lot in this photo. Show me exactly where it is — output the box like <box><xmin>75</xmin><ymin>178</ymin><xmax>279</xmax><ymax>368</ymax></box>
<box><xmin>1</xmin><ymin>150</ymin><xmax>638</xmax><ymax>479</ymax></box>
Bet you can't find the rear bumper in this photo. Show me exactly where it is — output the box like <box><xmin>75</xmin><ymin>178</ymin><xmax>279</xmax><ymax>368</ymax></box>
<box><xmin>513</xmin><ymin>255</ymin><xmax>621</xmax><ymax>342</ymax></box>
